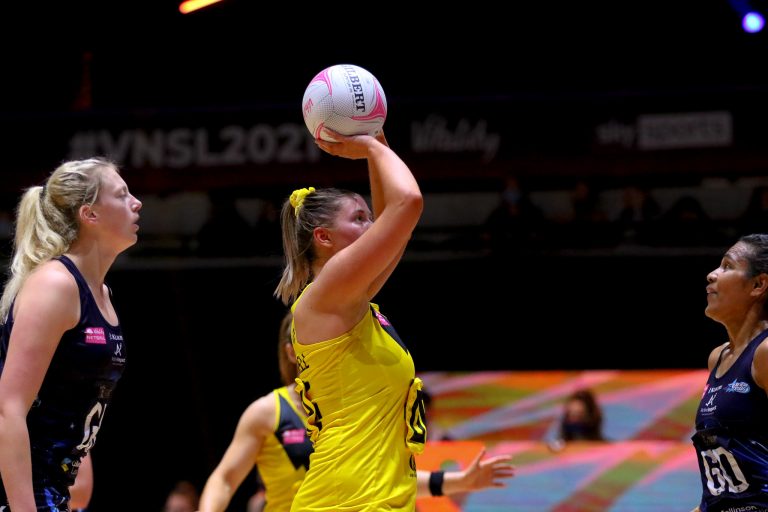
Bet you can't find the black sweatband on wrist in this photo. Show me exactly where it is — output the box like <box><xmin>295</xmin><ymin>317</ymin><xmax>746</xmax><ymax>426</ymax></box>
<box><xmin>429</xmin><ymin>470</ymin><xmax>445</xmax><ymax>496</ymax></box>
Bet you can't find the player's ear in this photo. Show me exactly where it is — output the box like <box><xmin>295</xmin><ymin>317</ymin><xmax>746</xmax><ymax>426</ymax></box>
<box><xmin>753</xmin><ymin>273</ymin><xmax>768</xmax><ymax>297</ymax></box>
<box><xmin>313</xmin><ymin>227</ymin><xmax>332</xmax><ymax>247</ymax></box>
<box><xmin>79</xmin><ymin>204</ymin><xmax>98</xmax><ymax>224</ymax></box>
<box><xmin>285</xmin><ymin>342</ymin><xmax>297</xmax><ymax>364</ymax></box>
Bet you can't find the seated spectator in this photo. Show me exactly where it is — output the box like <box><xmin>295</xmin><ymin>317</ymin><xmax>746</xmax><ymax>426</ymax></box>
<box><xmin>559</xmin><ymin>389</ymin><xmax>606</xmax><ymax>442</ymax></box>
<box><xmin>163</xmin><ymin>480</ymin><xmax>199</xmax><ymax>512</ymax></box>
<box><xmin>565</xmin><ymin>180</ymin><xmax>618</xmax><ymax>248</ymax></box>
<box><xmin>654</xmin><ymin>195</ymin><xmax>723</xmax><ymax>247</ymax></box>
<box><xmin>482</xmin><ymin>175</ymin><xmax>547</xmax><ymax>253</ymax></box>
<box><xmin>615</xmin><ymin>185</ymin><xmax>661</xmax><ymax>245</ymax></box>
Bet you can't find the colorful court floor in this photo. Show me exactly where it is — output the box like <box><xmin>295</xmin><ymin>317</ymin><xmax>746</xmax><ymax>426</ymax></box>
<box><xmin>416</xmin><ymin>369</ymin><xmax>707</xmax><ymax>511</ymax></box>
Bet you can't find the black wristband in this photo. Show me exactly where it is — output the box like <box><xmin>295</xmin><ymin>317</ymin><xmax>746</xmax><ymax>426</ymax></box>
<box><xmin>429</xmin><ymin>470</ymin><xmax>445</xmax><ymax>496</ymax></box>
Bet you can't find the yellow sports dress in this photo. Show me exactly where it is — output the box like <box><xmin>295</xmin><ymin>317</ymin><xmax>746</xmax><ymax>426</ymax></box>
<box><xmin>290</xmin><ymin>294</ymin><xmax>426</xmax><ymax>512</ymax></box>
<box><xmin>256</xmin><ymin>386</ymin><xmax>312</xmax><ymax>512</ymax></box>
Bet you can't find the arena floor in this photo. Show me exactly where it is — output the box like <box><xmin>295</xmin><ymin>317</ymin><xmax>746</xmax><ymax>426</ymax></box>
<box><xmin>416</xmin><ymin>369</ymin><xmax>705</xmax><ymax>511</ymax></box>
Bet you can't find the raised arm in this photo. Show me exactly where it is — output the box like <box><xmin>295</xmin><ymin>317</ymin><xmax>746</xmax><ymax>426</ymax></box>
<box><xmin>366</xmin><ymin>131</ymin><xmax>411</xmax><ymax>297</ymax></box>
<box><xmin>198</xmin><ymin>395</ymin><xmax>273</xmax><ymax>512</ymax></box>
<box><xmin>308</xmin><ymin>128</ymin><xmax>422</xmax><ymax>309</ymax></box>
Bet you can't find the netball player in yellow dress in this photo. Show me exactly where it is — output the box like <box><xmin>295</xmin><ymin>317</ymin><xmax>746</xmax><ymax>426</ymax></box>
<box><xmin>275</xmin><ymin>127</ymin><xmax>425</xmax><ymax>511</ymax></box>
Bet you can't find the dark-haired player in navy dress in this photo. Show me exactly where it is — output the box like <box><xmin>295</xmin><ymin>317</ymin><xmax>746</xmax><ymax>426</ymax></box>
<box><xmin>693</xmin><ymin>234</ymin><xmax>768</xmax><ymax>512</ymax></box>
<box><xmin>0</xmin><ymin>158</ymin><xmax>141</xmax><ymax>511</ymax></box>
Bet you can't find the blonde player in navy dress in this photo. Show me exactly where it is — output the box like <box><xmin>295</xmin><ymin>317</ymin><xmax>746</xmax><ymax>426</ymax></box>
<box><xmin>0</xmin><ymin>158</ymin><xmax>141</xmax><ymax>511</ymax></box>
<box><xmin>692</xmin><ymin>234</ymin><xmax>768</xmax><ymax>511</ymax></box>
<box><xmin>198</xmin><ymin>313</ymin><xmax>514</xmax><ymax>512</ymax></box>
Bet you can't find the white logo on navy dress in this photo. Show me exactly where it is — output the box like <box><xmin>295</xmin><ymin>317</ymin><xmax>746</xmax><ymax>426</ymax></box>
<box><xmin>725</xmin><ymin>380</ymin><xmax>751</xmax><ymax>393</ymax></box>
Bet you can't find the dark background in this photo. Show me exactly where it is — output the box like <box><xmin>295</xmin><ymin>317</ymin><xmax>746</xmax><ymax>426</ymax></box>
<box><xmin>2</xmin><ymin>1</ymin><xmax>766</xmax><ymax>112</ymax></box>
<box><xmin>1</xmin><ymin>1</ymin><xmax>768</xmax><ymax>510</ymax></box>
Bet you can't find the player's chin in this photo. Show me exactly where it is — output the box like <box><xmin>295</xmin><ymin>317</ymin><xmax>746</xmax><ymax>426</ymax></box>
<box><xmin>123</xmin><ymin>231</ymin><xmax>140</xmax><ymax>247</ymax></box>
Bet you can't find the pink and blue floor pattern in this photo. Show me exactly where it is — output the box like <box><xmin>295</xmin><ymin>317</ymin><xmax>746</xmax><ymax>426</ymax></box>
<box><xmin>416</xmin><ymin>369</ymin><xmax>707</xmax><ymax>511</ymax></box>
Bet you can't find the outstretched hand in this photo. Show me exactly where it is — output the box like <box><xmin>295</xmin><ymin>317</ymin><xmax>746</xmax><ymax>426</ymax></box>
<box><xmin>456</xmin><ymin>448</ymin><xmax>515</xmax><ymax>492</ymax></box>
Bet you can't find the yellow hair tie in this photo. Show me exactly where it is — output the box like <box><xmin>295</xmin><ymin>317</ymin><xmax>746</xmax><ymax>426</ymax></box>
<box><xmin>290</xmin><ymin>187</ymin><xmax>315</xmax><ymax>217</ymax></box>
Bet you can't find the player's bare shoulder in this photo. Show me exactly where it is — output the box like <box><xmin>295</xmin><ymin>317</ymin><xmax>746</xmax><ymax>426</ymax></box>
<box><xmin>707</xmin><ymin>341</ymin><xmax>729</xmax><ymax>371</ymax></box>
<box><xmin>752</xmin><ymin>337</ymin><xmax>768</xmax><ymax>389</ymax></box>
<box><xmin>25</xmin><ymin>258</ymin><xmax>78</xmax><ymax>292</ymax></box>
<box><xmin>238</xmin><ymin>390</ymin><xmax>279</xmax><ymax>437</ymax></box>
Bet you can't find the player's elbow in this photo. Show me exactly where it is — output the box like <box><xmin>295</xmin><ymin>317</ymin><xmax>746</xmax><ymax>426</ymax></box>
<box><xmin>401</xmin><ymin>191</ymin><xmax>424</xmax><ymax>220</ymax></box>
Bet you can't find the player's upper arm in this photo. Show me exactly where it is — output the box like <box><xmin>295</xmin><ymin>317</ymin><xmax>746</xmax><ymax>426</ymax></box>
<box><xmin>752</xmin><ymin>339</ymin><xmax>768</xmax><ymax>392</ymax></box>
<box><xmin>0</xmin><ymin>263</ymin><xmax>79</xmax><ymax>416</ymax></box>
<box><xmin>211</xmin><ymin>393</ymin><xmax>275</xmax><ymax>485</ymax></box>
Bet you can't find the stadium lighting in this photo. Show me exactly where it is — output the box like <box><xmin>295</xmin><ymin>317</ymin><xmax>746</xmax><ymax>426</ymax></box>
<box><xmin>179</xmin><ymin>0</ymin><xmax>224</xmax><ymax>14</ymax></box>
<box><xmin>742</xmin><ymin>11</ymin><xmax>766</xmax><ymax>32</ymax></box>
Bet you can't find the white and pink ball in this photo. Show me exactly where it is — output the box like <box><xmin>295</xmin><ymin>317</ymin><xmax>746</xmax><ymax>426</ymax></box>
<box><xmin>302</xmin><ymin>64</ymin><xmax>387</xmax><ymax>142</ymax></box>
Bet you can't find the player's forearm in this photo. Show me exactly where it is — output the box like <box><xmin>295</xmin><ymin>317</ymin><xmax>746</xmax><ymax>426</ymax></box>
<box><xmin>415</xmin><ymin>469</ymin><xmax>432</xmax><ymax>497</ymax></box>
<box><xmin>0</xmin><ymin>415</ymin><xmax>36</xmax><ymax>512</ymax></box>
<box><xmin>368</xmin><ymin>143</ymin><xmax>422</xmax><ymax>219</ymax></box>
<box><xmin>198</xmin><ymin>479</ymin><xmax>236</xmax><ymax>512</ymax></box>
<box><xmin>415</xmin><ymin>469</ymin><xmax>464</xmax><ymax>497</ymax></box>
